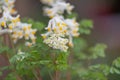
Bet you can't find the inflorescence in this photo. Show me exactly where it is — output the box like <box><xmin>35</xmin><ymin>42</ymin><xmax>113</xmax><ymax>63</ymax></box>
<box><xmin>0</xmin><ymin>0</ymin><xmax>37</xmax><ymax>47</ymax></box>
<box><xmin>41</xmin><ymin>0</ymin><xmax>80</xmax><ymax>52</ymax></box>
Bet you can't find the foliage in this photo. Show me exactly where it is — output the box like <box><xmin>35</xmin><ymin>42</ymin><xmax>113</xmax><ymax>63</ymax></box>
<box><xmin>110</xmin><ymin>57</ymin><xmax>120</xmax><ymax>74</ymax></box>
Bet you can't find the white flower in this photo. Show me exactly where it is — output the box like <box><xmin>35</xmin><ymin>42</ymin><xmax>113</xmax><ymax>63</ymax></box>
<box><xmin>43</xmin><ymin>0</ymin><xmax>74</xmax><ymax>18</ymax></box>
<box><xmin>0</xmin><ymin>18</ymin><xmax>7</xmax><ymax>28</ymax></box>
<box><xmin>44</xmin><ymin>15</ymin><xmax>67</xmax><ymax>34</ymax></box>
<box><xmin>42</xmin><ymin>16</ymin><xmax>69</xmax><ymax>51</ymax></box>
<box><xmin>43</xmin><ymin>33</ymin><xmax>68</xmax><ymax>52</ymax></box>
<box><xmin>65</xmin><ymin>18</ymin><xmax>80</xmax><ymax>37</ymax></box>
<box><xmin>0</xmin><ymin>12</ymin><xmax>37</xmax><ymax>46</ymax></box>
<box><xmin>43</xmin><ymin>7</ymin><xmax>57</xmax><ymax>18</ymax></box>
<box><xmin>0</xmin><ymin>10</ymin><xmax>20</xmax><ymax>29</ymax></box>
<box><xmin>51</xmin><ymin>1</ymin><xmax>74</xmax><ymax>14</ymax></box>
<box><xmin>3</xmin><ymin>6</ymin><xmax>17</xmax><ymax>15</ymax></box>
<box><xmin>41</xmin><ymin>15</ymin><xmax>67</xmax><ymax>41</ymax></box>
<box><xmin>11</xmin><ymin>22</ymin><xmax>37</xmax><ymax>45</ymax></box>
<box><xmin>41</xmin><ymin>0</ymin><xmax>80</xmax><ymax>49</ymax></box>
<box><xmin>42</xmin><ymin>15</ymin><xmax>80</xmax><ymax>50</ymax></box>
<box><xmin>64</xmin><ymin>18</ymin><xmax>80</xmax><ymax>47</ymax></box>
<box><xmin>0</xmin><ymin>0</ymin><xmax>37</xmax><ymax>47</ymax></box>
<box><xmin>0</xmin><ymin>0</ymin><xmax>16</xmax><ymax>14</ymax></box>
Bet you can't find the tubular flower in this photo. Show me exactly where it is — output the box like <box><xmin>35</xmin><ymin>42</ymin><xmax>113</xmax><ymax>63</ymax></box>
<box><xmin>41</xmin><ymin>16</ymin><xmax>67</xmax><ymax>39</ymax></box>
<box><xmin>0</xmin><ymin>10</ymin><xmax>20</xmax><ymax>29</ymax></box>
<box><xmin>11</xmin><ymin>22</ymin><xmax>37</xmax><ymax>46</ymax></box>
<box><xmin>43</xmin><ymin>0</ymin><xmax>74</xmax><ymax>18</ymax></box>
<box><xmin>65</xmin><ymin>18</ymin><xmax>80</xmax><ymax>47</ymax></box>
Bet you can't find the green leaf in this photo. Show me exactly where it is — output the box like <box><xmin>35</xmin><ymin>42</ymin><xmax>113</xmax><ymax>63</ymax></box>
<box><xmin>0</xmin><ymin>46</ymin><xmax>9</xmax><ymax>54</ymax></box>
<box><xmin>66</xmin><ymin>12</ymin><xmax>78</xmax><ymax>18</ymax></box>
<box><xmin>79</xmin><ymin>19</ymin><xmax>93</xmax><ymax>35</ymax></box>
<box><xmin>110</xmin><ymin>57</ymin><xmax>120</xmax><ymax>74</ymax></box>
<box><xmin>89</xmin><ymin>44</ymin><xmax>107</xmax><ymax>59</ymax></box>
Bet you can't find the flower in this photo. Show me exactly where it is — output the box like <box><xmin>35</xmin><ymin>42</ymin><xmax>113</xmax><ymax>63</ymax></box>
<box><xmin>41</xmin><ymin>15</ymin><xmax>67</xmax><ymax>39</ymax></box>
<box><xmin>0</xmin><ymin>0</ymin><xmax>17</xmax><ymax>14</ymax></box>
<box><xmin>46</xmin><ymin>16</ymin><xmax>67</xmax><ymax>33</ymax></box>
<box><xmin>0</xmin><ymin>1</ymin><xmax>37</xmax><ymax>46</ymax></box>
<box><xmin>65</xmin><ymin>18</ymin><xmax>80</xmax><ymax>37</ymax></box>
<box><xmin>0</xmin><ymin>10</ymin><xmax>20</xmax><ymax>30</ymax></box>
<box><xmin>41</xmin><ymin>0</ymin><xmax>80</xmax><ymax>50</ymax></box>
<box><xmin>41</xmin><ymin>16</ymin><xmax>69</xmax><ymax>51</ymax></box>
<box><xmin>42</xmin><ymin>15</ymin><xmax>80</xmax><ymax>50</ymax></box>
<box><xmin>43</xmin><ymin>33</ymin><xmax>68</xmax><ymax>52</ymax></box>
<box><xmin>43</xmin><ymin>0</ymin><xmax>74</xmax><ymax>18</ymax></box>
<box><xmin>65</xmin><ymin>18</ymin><xmax>80</xmax><ymax>47</ymax></box>
<box><xmin>11</xmin><ymin>22</ymin><xmax>37</xmax><ymax>45</ymax></box>
<box><xmin>0</xmin><ymin>0</ymin><xmax>37</xmax><ymax>46</ymax></box>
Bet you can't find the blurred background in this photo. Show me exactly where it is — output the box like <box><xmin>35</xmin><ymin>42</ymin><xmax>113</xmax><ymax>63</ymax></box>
<box><xmin>0</xmin><ymin>0</ymin><xmax>120</xmax><ymax>79</ymax></box>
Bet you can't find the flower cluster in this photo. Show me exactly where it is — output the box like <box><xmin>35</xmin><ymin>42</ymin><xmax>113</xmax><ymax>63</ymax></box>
<box><xmin>41</xmin><ymin>0</ymin><xmax>80</xmax><ymax>52</ymax></box>
<box><xmin>0</xmin><ymin>0</ymin><xmax>37</xmax><ymax>47</ymax></box>
<box><xmin>42</xmin><ymin>0</ymin><xmax>74</xmax><ymax>18</ymax></box>
<box><xmin>0</xmin><ymin>0</ymin><xmax>17</xmax><ymax>14</ymax></box>
<box><xmin>41</xmin><ymin>16</ymin><xmax>67</xmax><ymax>36</ymax></box>
<box><xmin>43</xmin><ymin>33</ymin><xmax>68</xmax><ymax>52</ymax></box>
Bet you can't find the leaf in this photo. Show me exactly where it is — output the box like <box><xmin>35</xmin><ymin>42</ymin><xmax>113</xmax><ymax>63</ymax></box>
<box><xmin>79</xmin><ymin>19</ymin><xmax>93</xmax><ymax>35</ymax></box>
<box><xmin>110</xmin><ymin>57</ymin><xmax>120</xmax><ymax>74</ymax></box>
<box><xmin>89</xmin><ymin>44</ymin><xmax>107</xmax><ymax>59</ymax></box>
<box><xmin>66</xmin><ymin>12</ymin><xmax>78</xmax><ymax>18</ymax></box>
<box><xmin>80</xmin><ymin>19</ymin><xmax>93</xmax><ymax>28</ymax></box>
<box><xmin>89</xmin><ymin>64</ymin><xmax>110</xmax><ymax>76</ymax></box>
<box><xmin>0</xmin><ymin>46</ymin><xmax>9</xmax><ymax>54</ymax></box>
